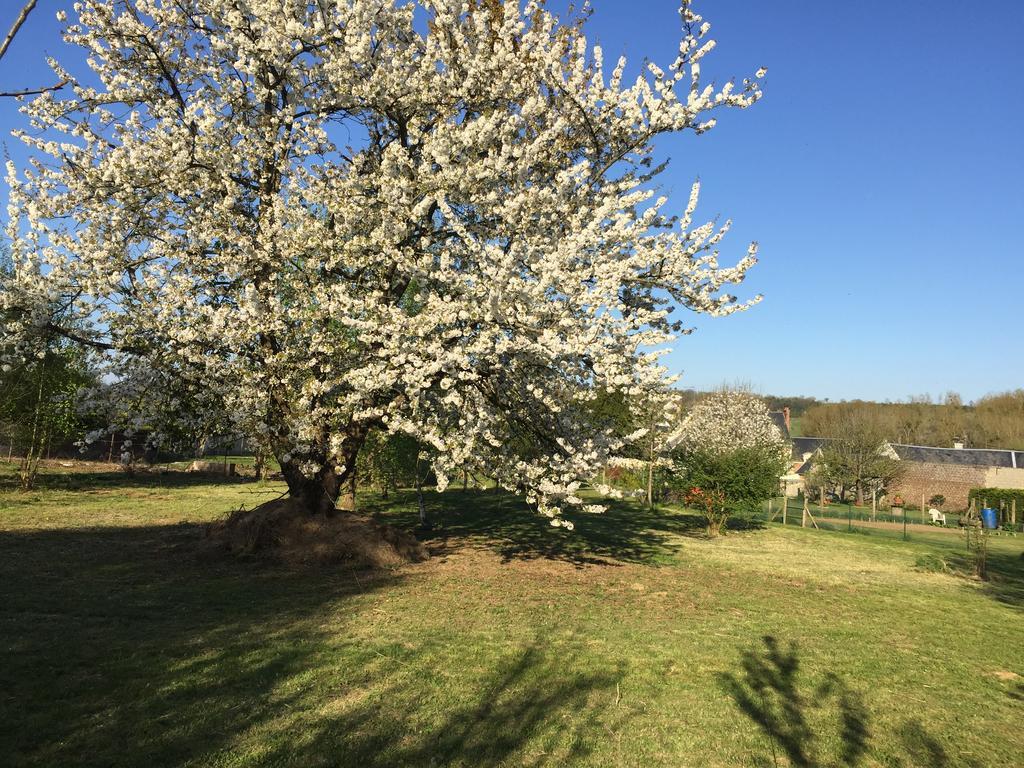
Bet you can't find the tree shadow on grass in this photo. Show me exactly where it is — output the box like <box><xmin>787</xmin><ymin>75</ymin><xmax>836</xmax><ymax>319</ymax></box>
<box><xmin>365</xmin><ymin>489</ymin><xmax>762</xmax><ymax>567</ymax></box>
<box><xmin>256</xmin><ymin>642</ymin><xmax>626</xmax><ymax>768</ymax></box>
<box><xmin>929</xmin><ymin>547</ymin><xmax>1024</xmax><ymax>610</ymax></box>
<box><xmin>0</xmin><ymin>522</ymin><xmax>395</xmax><ymax>767</ymax></box>
<box><xmin>1009</xmin><ymin>680</ymin><xmax>1024</xmax><ymax>703</ymax></box>
<box><xmin>718</xmin><ymin>635</ymin><xmax>869</xmax><ymax>768</ymax></box>
<box><xmin>0</xmin><ymin>522</ymin><xmax>625</xmax><ymax>767</ymax></box>
<box><xmin>718</xmin><ymin>636</ymin><xmax>986</xmax><ymax>768</ymax></box>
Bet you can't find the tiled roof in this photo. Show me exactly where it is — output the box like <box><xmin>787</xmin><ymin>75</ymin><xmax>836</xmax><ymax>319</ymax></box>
<box><xmin>791</xmin><ymin>436</ymin><xmax>827</xmax><ymax>460</ymax></box>
<box><xmin>890</xmin><ymin>444</ymin><xmax>1018</xmax><ymax>468</ymax></box>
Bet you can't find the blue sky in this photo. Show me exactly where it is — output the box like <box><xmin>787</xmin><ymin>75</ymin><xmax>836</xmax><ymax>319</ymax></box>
<box><xmin>2</xmin><ymin>1</ymin><xmax>1022</xmax><ymax>403</ymax></box>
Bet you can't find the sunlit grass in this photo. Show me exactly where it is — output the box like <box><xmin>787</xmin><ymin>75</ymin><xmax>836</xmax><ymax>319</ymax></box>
<box><xmin>1</xmin><ymin>461</ymin><xmax>1022</xmax><ymax>767</ymax></box>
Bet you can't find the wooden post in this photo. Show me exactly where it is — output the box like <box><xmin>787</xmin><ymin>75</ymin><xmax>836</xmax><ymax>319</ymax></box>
<box><xmin>1012</xmin><ymin>499</ymin><xmax>1017</xmax><ymax>528</ymax></box>
<box><xmin>783</xmin><ymin>498</ymin><xmax>788</xmax><ymax>526</ymax></box>
<box><xmin>871</xmin><ymin>488</ymin><xmax>877</xmax><ymax>522</ymax></box>
<box><xmin>802</xmin><ymin>498</ymin><xmax>808</xmax><ymax>528</ymax></box>
<box><xmin>921</xmin><ymin>493</ymin><xmax>926</xmax><ymax>524</ymax></box>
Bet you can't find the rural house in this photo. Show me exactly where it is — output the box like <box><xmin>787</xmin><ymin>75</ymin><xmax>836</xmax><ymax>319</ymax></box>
<box><xmin>884</xmin><ymin>443</ymin><xmax>1024</xmax><ymax>511</ymax></box>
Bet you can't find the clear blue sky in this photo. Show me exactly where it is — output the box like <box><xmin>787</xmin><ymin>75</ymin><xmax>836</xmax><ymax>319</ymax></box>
<box><xmin>2</xmin><ymin>1</ymin><xmax>1022</xmax><ymax>403</ymax></box>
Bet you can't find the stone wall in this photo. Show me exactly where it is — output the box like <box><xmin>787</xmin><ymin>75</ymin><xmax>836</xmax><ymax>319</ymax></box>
<box><xmin>893</xmin><ymin>461</ymin><xmax>988</xmax><ymax>511</ymax></box>
<box><xmin>984</xmin><ymin>467</ymin><xmax>1024</xmax><ymax>490</ymax></box>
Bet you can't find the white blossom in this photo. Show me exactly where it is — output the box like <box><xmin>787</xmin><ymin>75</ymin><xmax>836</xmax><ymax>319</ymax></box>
<box><xmin>671</xmin><ymin>391</ymin><xmax>787</xmax><ymax>457</ymax></box>
<box><xmin>2</xmin><ymin>0</ymin><xmax>764</xmax><ymax>519</ymax></box>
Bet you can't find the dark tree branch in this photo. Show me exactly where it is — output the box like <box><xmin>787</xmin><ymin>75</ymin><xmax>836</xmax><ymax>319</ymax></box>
<box><xmin>0</xmin><ymin>78</ymin><xmax>69</xmax><ymax>98</ymax></box>
<box><xmin>0</xmin><ymin>0</ymin><xmax>36</xmax><ymax>63</ymax></box>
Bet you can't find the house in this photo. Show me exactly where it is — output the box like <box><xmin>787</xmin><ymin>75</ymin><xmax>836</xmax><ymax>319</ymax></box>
<box><xmin>885</xmin><ymin>443</ymin><xmax>1024</xmax><ymax>511</ymax></box>
<box><xmin>779</xmin><ymin>435</ymin><xmax>1024</xmax><ymax>509</ymax></box>
<box><xmin>780</xmin><ymin>437</ymin><xmax>827</xmax><ymax>497</ymax></box>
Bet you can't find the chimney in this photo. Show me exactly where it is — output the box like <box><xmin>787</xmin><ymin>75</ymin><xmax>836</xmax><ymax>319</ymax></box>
<box><xmin>783</xmin><ymin>407</ymin><xmax>791</xmax><ymax>432</ymax></box>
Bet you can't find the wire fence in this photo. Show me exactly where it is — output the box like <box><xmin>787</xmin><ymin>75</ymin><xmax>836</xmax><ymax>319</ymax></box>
<box><xmin>760</xmin><ymin>496</ymin><xmax>1024</xmax><ymax>542</ymax></box>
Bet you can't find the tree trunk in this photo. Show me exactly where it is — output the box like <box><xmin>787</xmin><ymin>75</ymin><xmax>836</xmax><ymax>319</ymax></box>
<box><xmin>253</xmin><ymin>447</ymin><xmax>267</xmax><ymax>481</ymax></box>
<box><xmin>415</xmin><ymin>455</ymin><xmax>429</xmax><ymax>529</ymax></box>
<box><xmin>646</xmin><ymin>434</ymin><xmax>655</xmax><ymax>509</ymax></box>
<box><xmin>278</xmin><ymin>434</ymin><xmax>364</xmax><ymax>516</ymax></box>
<box><xmin>337</xmin><ymin>467</ymin><xmax>356</xmax><ymax>512</ymax></box>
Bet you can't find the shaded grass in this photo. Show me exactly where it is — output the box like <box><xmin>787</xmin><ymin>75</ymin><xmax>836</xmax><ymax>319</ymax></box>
<box><xmin>1</xmin><ymin>462</ymin><xmax>1023</xmax><ymax>767</ymax></box>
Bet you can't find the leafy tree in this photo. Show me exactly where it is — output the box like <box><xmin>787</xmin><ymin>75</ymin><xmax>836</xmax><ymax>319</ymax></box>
<box><xmin>667</xmin><ymin>390</ymin><xmax>788</xmax><ymax>535</ymax></box>
<box><xmin>0</xmin><ymin>341</ymin><xmax>93</xmax><ymax>489</ymax></box>
<box><xmin>363</xmin><ymin>431</ymin><xmax>421</xmax><ymax>500</ymax></box>
<box><xmin>1</xmin><ymin>243</ymin><xmax>95</xmax><ymax>488</ymax></box>
<box><xmin>803</xmin><ymin>403</ymin><xmax>905</xmax><ymax>505</ymax></box>
<box><xmin>672</xmin><ymin>446</ymin><xmax>786</xmax><ymax>536</ymax></box>
<box><xmin>3</xmin><ymin>1</ymin><xmax>763</xmax><ymax>521</ymax></box>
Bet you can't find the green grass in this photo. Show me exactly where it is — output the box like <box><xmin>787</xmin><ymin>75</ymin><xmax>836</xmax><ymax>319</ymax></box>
<box><xmin>2</xmin><ymin>462</ymin><xmax>1023</xmax><ymax>767</ymax></box>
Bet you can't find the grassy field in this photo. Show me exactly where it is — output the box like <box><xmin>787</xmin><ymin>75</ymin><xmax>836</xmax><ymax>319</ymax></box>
<box><xmin>1</xmin><ymin>462</ymin><xmax>1022</xmax><ymax>767</ymax></box>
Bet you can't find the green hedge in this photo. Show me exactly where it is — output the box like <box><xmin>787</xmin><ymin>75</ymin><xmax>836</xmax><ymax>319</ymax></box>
<box><xmin>968</xmin><ymin>488</ymin><xmax>1024</xmax><ymax>511</ymax></box>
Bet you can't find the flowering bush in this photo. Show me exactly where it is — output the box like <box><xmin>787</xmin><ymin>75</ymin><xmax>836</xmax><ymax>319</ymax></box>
<box><xmin>665</xmin><ymin>391</ymin><xmax>788</xmax><ymax>535</ymax></box>
<box><xmin>670</xmin><ymin>390</ymin><xmax>788</xmax><ymax>459</ymax></box>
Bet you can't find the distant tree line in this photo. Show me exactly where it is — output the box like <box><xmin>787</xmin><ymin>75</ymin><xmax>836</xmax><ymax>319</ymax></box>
<box><xmin>801</xmin><ymin>393</ymin><xmax>1024</xmax><ymax>450</ymax></box>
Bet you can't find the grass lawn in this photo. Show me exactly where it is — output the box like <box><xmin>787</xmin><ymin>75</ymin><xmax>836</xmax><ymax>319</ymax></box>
<box><xmin>1</xmin><ymin>462</ymin><xmax>1022</xmax><ymax>767</ymax></box>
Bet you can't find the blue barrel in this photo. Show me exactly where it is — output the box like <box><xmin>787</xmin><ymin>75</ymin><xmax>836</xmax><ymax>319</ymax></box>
<box><xmin>981</xmin><ymin>508</ymin><xmax>998</xmax><ymax>530</ymax></box>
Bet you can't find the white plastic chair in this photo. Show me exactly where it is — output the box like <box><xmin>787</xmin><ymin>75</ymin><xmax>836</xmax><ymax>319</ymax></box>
<box><xmin>928</xmin><ymin>508</ymin><xmax>946</xmax><ymax>525</ymax></box>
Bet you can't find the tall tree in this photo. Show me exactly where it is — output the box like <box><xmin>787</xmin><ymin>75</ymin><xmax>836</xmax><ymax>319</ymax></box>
<box><xmin>1</xmin><ymin>243</ymin><xmax>96</xmax><ymax>488</ymax></box>
<box><xmin>804</xmin><ymin>402</ymin><xmax>904</xmax><ymax>505</ymax></box>
<box><xmin>2</xmin><ymin>1</ymin><xmax>764</xmax><ymax>521</ymax></box>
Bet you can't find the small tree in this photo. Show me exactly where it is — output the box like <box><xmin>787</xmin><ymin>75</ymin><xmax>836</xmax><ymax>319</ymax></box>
<box><xmin>673</xmin><ymin>445</ymin><xmax>786</xmax><ymax>535</ymax></box>
<box><xmin>0</xmin><ymin>341</ymin><xmax>93</xmax><ymax>489</ymax></box>
<box><xmin>363</xmin><ymin>432</ymin><xmax>421</xmax><ymax>500</ymax></box>
<box><xmin>668</xmin><ymin>390</ymin><xmax>788</xmax><ymax>535</ymax></box>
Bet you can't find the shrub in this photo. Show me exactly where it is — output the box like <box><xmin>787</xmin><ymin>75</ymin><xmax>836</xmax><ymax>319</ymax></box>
<box><xmin>669</xmin><ymin>445</ymin><xmax>786</xmax><ymax>536</ymax></box>
<box><xmin>968</xmin><ymin>488</ymin><xmax>1024</xmax><ymax>512</ymax></box>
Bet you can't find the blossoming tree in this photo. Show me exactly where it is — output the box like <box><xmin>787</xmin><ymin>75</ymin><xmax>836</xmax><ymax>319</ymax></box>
<box><xmin>2</xmin><ymin>0</ymin><xmax>764</xmax><ymax>521</ymax></box>
<box><xmin>670</xmin><ymin>390</ymin><xmax>787</xmax><ymax>457</ymax></box>
<box><xmin>669</xmin><ymin>390</ymin><xmax>788</xmax><ymax>535</ymax></box>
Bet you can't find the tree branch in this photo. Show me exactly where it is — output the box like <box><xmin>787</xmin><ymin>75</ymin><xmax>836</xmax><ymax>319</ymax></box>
<box><xmin>0</xmin><ymin>79</ymin><xmax>68</xmax><ymax>98</ymax></box>
<box><xmin>0</xmin><ymin>0</ymin><xmax>36</xmax><ymax>63</ymax></box>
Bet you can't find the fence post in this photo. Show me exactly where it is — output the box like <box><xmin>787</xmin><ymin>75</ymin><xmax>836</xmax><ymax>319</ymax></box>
<box><xmin>921</xmin><ymin>493</ymin><xmax>926</xmax><ymax>524</ymax></box>
<box><xmin>1013</xmin><ymin>499</ymin><xmax>1017</xmax><ymax>530</ymax></box>
<box><xmin>968</xmin><ymin>499</ymin><xmax>974</xmax><ymax>551</ymax></box>
<box><xmin>802</xmin><ymin>498</ymin><xmax>808</xmax><ymax>528</ymax></box>
<box><xmin>768</xmin><ymin>498</ymin><xmax>773</xmax><ymax>522</ymax></box>
<box><xmin>783</xmin><ymin>498</ymin><xmax>787</xmax><ymax>526</ymax></box>
<box><xmin>872</xmin><ymin>488</ymin><xmax>877</xmax><ymax>522</ymax></box>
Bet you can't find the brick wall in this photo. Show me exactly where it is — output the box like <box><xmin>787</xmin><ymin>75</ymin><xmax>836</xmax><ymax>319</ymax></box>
<box><xmin>893</xmin><ymin>462</ymin><xmax>988</xmax><ymax>511</ymax></box>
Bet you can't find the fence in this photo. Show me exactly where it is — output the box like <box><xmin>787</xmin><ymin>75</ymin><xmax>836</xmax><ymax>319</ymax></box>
<box><xmin>761</xmin><ymin>496</ymin><xmax>1024</xmax><ymax>541</ymax></box>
